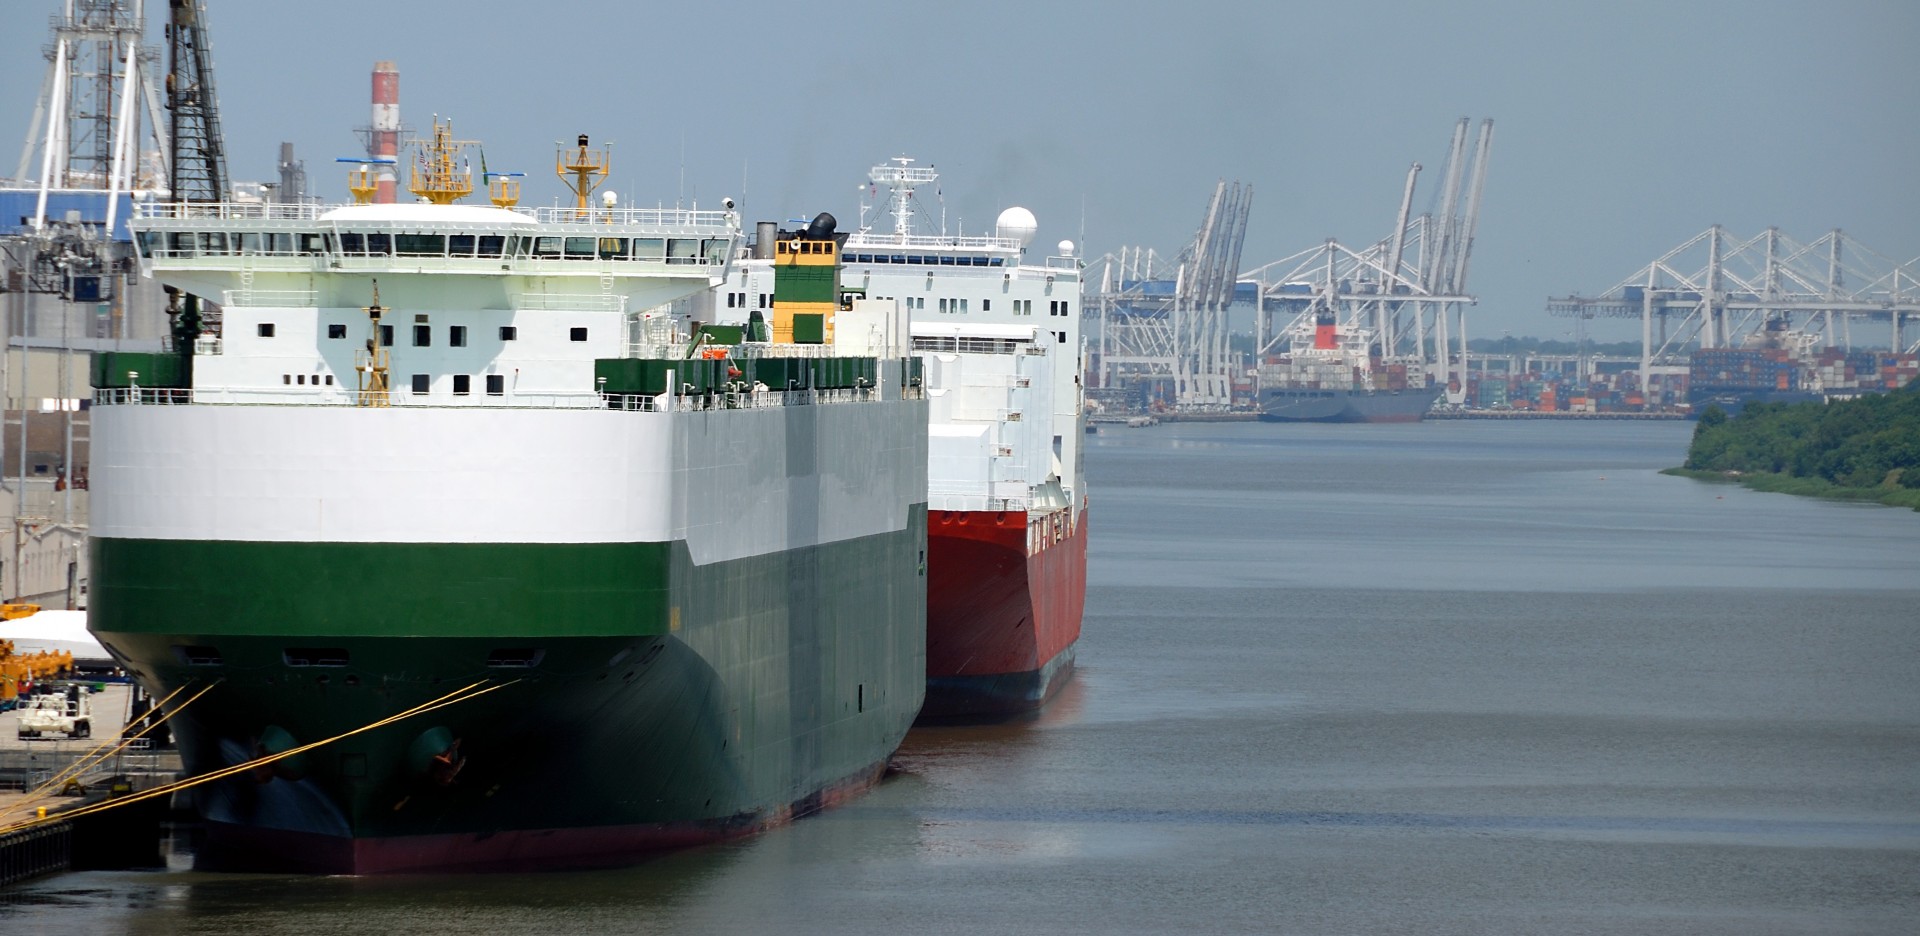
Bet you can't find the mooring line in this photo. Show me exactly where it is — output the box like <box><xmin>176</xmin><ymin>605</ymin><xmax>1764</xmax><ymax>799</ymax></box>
<box><xmin>0</xmin><ymin>680</ymin><xmax>215</xmax><ymax>824</ymax></box>
<box><xmin>0</xmin><ymin>678</ymin><xmax>518</xmax><ymax>835</ymax></box>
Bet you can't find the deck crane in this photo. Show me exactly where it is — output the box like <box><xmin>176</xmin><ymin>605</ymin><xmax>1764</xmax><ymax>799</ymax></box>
<box><xmin>161</xmin><ymin>0</ymin><xmax>230</xmax><ymax>351</ymax></box>
<box><xmin>165</xmin><ymin>0</ymin><xmax>227</xmax><ymax>202</ymax></box>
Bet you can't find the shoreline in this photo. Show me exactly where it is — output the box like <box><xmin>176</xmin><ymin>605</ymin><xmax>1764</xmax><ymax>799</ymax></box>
<box><xmin>1661</xmin><ymin>466</ymin><xmax>1920</xmax><ymax>511</ymax></box>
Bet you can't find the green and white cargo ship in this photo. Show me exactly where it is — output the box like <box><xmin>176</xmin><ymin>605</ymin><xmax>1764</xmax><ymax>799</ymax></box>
<box><xmin>97</xmin><ymin>126</ymin><xmax>928</xmax><ymax>873</ymax></box>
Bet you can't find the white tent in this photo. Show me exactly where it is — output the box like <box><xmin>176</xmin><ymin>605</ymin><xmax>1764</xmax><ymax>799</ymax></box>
<box><xmin>1</xmin><ymin>609</ymin><xmax>111</xmax><ymax>663</ymax></box>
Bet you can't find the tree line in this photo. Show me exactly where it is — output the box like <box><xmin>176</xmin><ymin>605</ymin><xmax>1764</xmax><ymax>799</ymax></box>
<box><xmin>1684</xmin><ymin>384</ymin><xmax>1920</xmax><ymax>491</ymax></box>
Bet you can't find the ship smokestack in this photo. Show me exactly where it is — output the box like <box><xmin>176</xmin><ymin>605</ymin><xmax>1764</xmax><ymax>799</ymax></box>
<box><xmin>370</xmin><ymin>61</ymin><xmax>400</xmax><ymax>203</ymax></box>
<box><xmin>1314</xmin><ymin>307</ymin><xmax>1338</xmax><ymax>351</ymax></box>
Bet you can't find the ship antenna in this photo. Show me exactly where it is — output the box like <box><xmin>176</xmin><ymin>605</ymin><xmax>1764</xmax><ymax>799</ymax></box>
<box><xmin>356</xmin><ymin>280</ymin><xmax>392</xmax><ymax>407</ymax></box>
<box><xmin>557</xmin><ymin>133</ymin><xmax>611</xmax><ymax>218</ymax></box>
<box><xmin>409</xmin><ymin>116</ymin><xmax>475</xmax><ymax>205</ymax></box>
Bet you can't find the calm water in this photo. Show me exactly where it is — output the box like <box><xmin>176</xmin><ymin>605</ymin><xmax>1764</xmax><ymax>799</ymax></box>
<box><xmin>8</xmin><ymin>420</ymin><xmax>1919</xmax><ymax>934</ymax></box>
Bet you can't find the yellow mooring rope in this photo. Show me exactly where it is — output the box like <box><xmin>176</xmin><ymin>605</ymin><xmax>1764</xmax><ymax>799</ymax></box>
<box><xmin>0</xmin><ymin>678</ymin><xmax>517</xmax><ymax>835</ymax></box>
<box><xmin>0</xmin><ymin>680</ymin><xmax>214</xmax><ymax>825</ymax></box>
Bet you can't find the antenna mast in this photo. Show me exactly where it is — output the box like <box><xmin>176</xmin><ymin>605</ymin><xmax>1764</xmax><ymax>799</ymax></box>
<box><xmin>557</xmin><ymin>133</ymin><xmax>610</xmax><ymax>217</ymax></box>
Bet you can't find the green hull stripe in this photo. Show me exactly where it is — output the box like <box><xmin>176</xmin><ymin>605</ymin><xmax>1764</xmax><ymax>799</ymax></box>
<box><xmin>91</xmin><ymin>539</ymin><xmax>672</xmax><ymax>638</ymax></box>
<box><xmin>87</xmin><ymin>506</ymin><xmax>929</xmax><ymax>838</ymax></box>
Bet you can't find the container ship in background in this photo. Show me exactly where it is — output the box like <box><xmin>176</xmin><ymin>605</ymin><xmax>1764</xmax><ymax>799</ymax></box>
<box><xmin>92</xmin><ymin>126</ymin><xmax>929</xmax><ymax>873</ymax></box>
<box><xmin>718</xmin><ymin>157</ymin><xmax>1086</xmax><ymax>719</ymax></box>
<box><xmin>1687</xmin><ymin>318</ymin><xmax>1918</xmax><ymax>416</ymax></box>
<box><xmin>1258</xmin><ymin>304</ymin><xmax>1438</xmax><ymax>422</ymax></box>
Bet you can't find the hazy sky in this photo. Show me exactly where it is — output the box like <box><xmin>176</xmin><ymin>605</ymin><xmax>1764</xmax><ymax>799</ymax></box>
<box><xmin>4</xmin><ymin>0</ymin><xmax>1915</xmax><ymax>339</ymax></box>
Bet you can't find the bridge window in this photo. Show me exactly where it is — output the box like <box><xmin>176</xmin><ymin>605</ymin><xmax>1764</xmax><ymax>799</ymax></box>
<box><xmin>667</xmin><ymin>239</ymin><xmax>699</xmax><ymax>264</ymax></box>
<box><xmin>598</xmin><ymin>237</ymin><xmax>628</xmax><ymax>260</ymax></box>
<box><xmin>397</xmin><ymin>234</ymin><xmax>445</xmax><ymax>256</ymax></box>
<box><xmin>365</xmin><ymin>233</ymin><xmax>392</xmax><ymax>255</ymax></box>
<box><xmin>298</xmin><ymin>233</ymin><xmax>327</xmax><ymax>255</ymax></box>
<box><xmin>564</xmin><ymin>237</ymin><xmax>596</xmax><ymax>259</ymax></box>
<box><xmin>531</xmin><ymin>236</ymin><xmax>563</xmax><ymax>258</ymax></box>
<box><xmin>449</xmin><ymin>234</ymin><xmax>476</xmax><ymax>256</ymax></box>
<box><xmin>704</xmin><ymin>239</ymin><xmax>729</xmax><ymax>264</ymax></box>
<box><xmin>339</xmin><ymin>232</ymin><xmax>365</xmax><ymax>254</ymax></box>
<box><xmin>478</xmin><ymin>235</ymin><xmax>507</xmax><ymax>257</ymax></box>
<box><xmin>633</xmin><ymin>238</ymin><xmax>665</xmax><ymax>261</ymax></box>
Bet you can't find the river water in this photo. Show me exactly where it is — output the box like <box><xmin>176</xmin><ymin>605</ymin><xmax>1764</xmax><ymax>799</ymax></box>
<box><xmin>6</xmin><ymin>420</ymin><xmax>1918</xmax><ymax>934</ymax></box>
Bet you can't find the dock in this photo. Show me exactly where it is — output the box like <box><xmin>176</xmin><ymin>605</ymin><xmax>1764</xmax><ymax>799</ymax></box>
<box><xmin>1427</xmin><ymin>410</ymin><xmax>1687</xmax><ymax>420</ymax></box>
<box><xmin>0</xmin><ymin>684</ymin><xmax>182</xmax><ymax>885</ymax></box>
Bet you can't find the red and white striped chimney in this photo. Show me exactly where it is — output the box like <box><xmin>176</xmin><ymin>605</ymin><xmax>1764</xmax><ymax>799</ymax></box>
<box><xmin>370</xmin><ymin>61</ymin><xmax>400</xmax><ymax>203</ymax></box>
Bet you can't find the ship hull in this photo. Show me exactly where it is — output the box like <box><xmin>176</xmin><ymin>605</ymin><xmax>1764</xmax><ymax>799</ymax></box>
<box><xmin>87</xmin><ymin>397</ymin><xmax>928</xmax><ymax>874</ymax></box>
<box><xmin>1258</xmin><ymin>387</ymin><xmax>1437</xmax><ymax>423</ymax></box>
<box><xmin>920</xmin><ymin>508</ymin><xmax>1086</xmax><ymax>720</ymax></box>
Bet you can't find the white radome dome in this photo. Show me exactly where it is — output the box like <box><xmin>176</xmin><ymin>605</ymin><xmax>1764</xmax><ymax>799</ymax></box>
<box><xmin>995</xmin><ymin>206</ymin><xmax>1038</xmax><ymax>248</ymax></box>
<box><xmin>1057</xmin><ymin>239</ymin><xmax>1075</xmax><ymax>257</ymax></box>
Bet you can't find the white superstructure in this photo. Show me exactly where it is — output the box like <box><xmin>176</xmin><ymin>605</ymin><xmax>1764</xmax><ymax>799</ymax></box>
<box><xmin>718</xmin><ymin>157</ymin><xmax>1085</xmax><ymax>518</ymax></box>
<box><xmin>131</xmin><ymin>200</ymin><xmax>736</xmax><ymax>406</ymax></box>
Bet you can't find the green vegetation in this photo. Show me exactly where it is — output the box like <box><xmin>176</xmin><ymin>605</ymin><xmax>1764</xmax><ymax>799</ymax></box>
<box><xmin>1669</xmin><ymin>384</ymin><xmax>1920</xmax><ymax>510</ymax></box>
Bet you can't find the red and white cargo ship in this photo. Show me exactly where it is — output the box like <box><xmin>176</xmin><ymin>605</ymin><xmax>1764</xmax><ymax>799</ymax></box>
<box><xmin>717</xmin><ymin>157</ymin><xmax>1087</xmax><ymax>718</ymax></box>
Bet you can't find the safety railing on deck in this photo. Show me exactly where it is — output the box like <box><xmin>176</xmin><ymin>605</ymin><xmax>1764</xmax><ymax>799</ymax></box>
<box><xmin>912</xmin><ymin>336</ymin><xmax>1027</xmax><ymax>355</ymax></box>
<box><xmin>133</xmin><ymin>201</ymin><xmax>734</xmax><ymax>229</ymax></box>
<box><xmin>93</xmin><ymin>384</ymin><xmax>916</xmax><ymax>410</ymax></box>
<box><xmin>222</xmin><ymin>288</ymin><xmax>320</xmax><ymax>308</ymax></box>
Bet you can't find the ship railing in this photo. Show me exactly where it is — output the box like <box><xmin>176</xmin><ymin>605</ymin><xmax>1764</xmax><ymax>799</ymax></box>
<box><xmin>222</xmin><ymin>288</ymin><xmax>320</xmax><ymax>308</ymax></box>
<box><xmin>134</xmin><ymin>201</ymin><xmax>329</xmax><ymax>222</ymax></box>
<box><xmin>517</xmin><ymin>206</ymin><xmax>736</xmax><ymax>229</ymax></box>
<box><xmin>746</xmin><ymin>344</ymin><xmax>855</xmax><ymax>360</ymax></box>
<box><xmin>629</xmin><ymin>343</ymin><xmax>877</xmax><ymax>362</ymax></box>
<box><xmin>93</xmin><ymin>387</ymin><xmax>608</xmax><ymax>409</ymax></box>
<box><xmin>604</xmin><ymin>385</ymin><xmax>889</xmax><ymax>412</ymax></box>
<box><xmin>846</xmin><ymin>233</ymin><xmax>1022</xmax><ymax>252</ymax></box>
<box><xmin>93</xmin><ymin>384</ymin><xmax>911</xmax><ymax>410</ymax></box>
<box><xmin>928</xmin><ymin>493</ymin><xmax>1033</xmax><ymax>513</ymax></box>
<box><xmin>135</xmin><ymin>201</ymin><xmax>735</xmax><ymax>231</ymax></box>
<box><xmin>516</xmin><ymin>292</ymin><xmax>627</xmax><ymax>313</ymax></box>
<box><xmin>911</xmin><ymin>336</ymin><xmax>1024</xmax><ymax>355</ymax></box>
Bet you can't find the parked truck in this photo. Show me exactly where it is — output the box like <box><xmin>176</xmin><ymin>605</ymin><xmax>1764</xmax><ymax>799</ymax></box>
<box><xmin>17</xmin><ymin>685</ymin><xmax>92</xmax><ymax>740</ymax></box>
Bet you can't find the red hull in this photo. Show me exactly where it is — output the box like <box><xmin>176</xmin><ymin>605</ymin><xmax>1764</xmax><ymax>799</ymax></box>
<box><xmin>922</xmin><ymin>506</ymin><xmax>1086</xmax><ymax>718</ymax></box>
